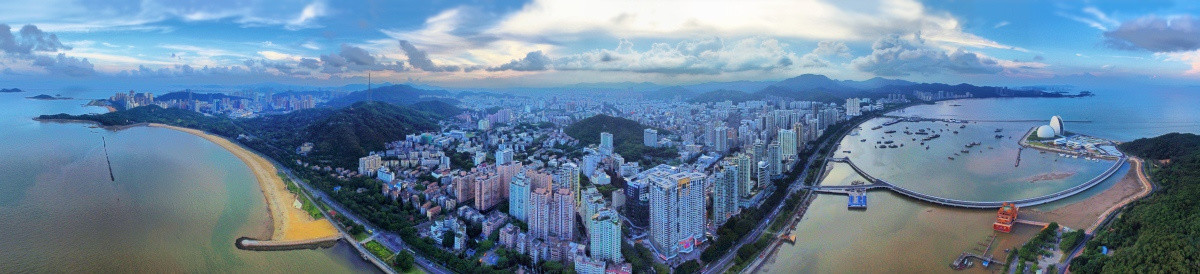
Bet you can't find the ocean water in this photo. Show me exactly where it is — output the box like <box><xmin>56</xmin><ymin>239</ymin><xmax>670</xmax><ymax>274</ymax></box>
<box><xmin>0</xmin><ymin>92</ymin><xmax>375</xmax><ymax>272</ymax></box>
<box><xmin>765</xmin><ymin>88</ymin><xmax>1199</xmax><ymax>273</ymax></box>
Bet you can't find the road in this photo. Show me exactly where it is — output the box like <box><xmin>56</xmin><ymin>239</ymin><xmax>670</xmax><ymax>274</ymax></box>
<box><xmin>280</xmin><ymin>167</ymin><xmax>453</xmax><ymax>274</ymax></box>
<box><xmin>1058</xmin><ymin>157</ymin><xmax>1156</xmax><ymax>274</ymax></box>
<box><xmin>702</xmin><ymin>124</ymin><xmax>842</xmax><ymax>274</ymax></box>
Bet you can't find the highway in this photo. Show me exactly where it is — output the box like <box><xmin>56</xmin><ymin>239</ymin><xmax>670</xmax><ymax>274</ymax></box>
<box><xmin>279</xmin><ymin>167</ymin><xmax>453</xmax><ymax>274</ymax></box>
<box><xmin>702</xmin><ymin>122</ymin><xmax>844</xmax><ymax>274</ymax></box>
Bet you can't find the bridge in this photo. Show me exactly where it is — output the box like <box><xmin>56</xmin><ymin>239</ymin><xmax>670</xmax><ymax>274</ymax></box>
<box><xmin>804</xmin><ymin>156</ymin><xmax>1127</xmax><ymax>209</ymax></box>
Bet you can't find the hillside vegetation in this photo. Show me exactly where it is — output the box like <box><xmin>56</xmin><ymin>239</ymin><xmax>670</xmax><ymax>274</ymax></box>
<box><xmin>1070</xmin><ymin>133</ymin><xmax>1200</xmax><ymax>273</ymax></box>
<box><xmin>565</xmin><ymin>114</ymin><xmax>677</xmax><ymax>165</ymax></box>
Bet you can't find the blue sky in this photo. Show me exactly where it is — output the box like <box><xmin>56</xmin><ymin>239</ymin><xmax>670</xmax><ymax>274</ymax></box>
<box><xmin>3</xmin><ymin>0</ymin><xmax>1200</xmax><ymax>90</ymax></box>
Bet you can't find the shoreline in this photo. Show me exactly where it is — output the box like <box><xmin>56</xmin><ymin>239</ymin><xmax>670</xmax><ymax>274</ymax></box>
<box><xmin>146</xmin><ymin>123</ymin><xmax>340</xmax><ymax>242</ymax></box>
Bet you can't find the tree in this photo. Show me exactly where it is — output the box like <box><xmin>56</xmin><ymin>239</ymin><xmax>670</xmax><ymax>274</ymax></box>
<box><xmin>442</xmin><ymin>231</ymin><xmax>455</xmax><ymax>248</ymax></box>
<box><xmin>468</xmin><ymin>223</ymin><xmax>483</xmax><ymax>239</ymax></box>
<box><xmin>395</xmin><ymin>250</ymin><xmax>415</xmax><ymax>271</ymax></box>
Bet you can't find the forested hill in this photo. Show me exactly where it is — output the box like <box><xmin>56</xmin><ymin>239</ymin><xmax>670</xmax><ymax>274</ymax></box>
<box><xmin>565</xmin><ymin>114</ymin><xmax>677</xmax><ymax>165</ymax></box>
<box><xmin>1117</xmin><ymin>133</ymin><xmax>1200</xmax><ymax>160</ymax></box>
<box><xmin>38</xmin><ymin>101</ymin><xmax>439</xmax><ymax>168</ymax></box>
<box><xmin>1070</xmin><ymin>133</ymin><xmax>1200</xmax><ymax>273</ymax></box>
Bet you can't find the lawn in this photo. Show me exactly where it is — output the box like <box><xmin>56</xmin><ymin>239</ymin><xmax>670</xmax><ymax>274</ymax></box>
<box><xmin>364</xmin><ymin>240</ymin><xmax>396</xmax><ymax>262</ymax></box>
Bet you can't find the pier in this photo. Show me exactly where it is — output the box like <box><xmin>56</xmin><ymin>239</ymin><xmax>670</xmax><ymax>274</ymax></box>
<box><xmin>235</xmin><ymin>236</ymin><xmax>342</xmax><ymax>251</ymax></box>
<box><xmin>804</xmin><ymin>156</ymin><xmax>1126</xmax><ymax>209</ymax></box>
<box><xmin>102</xmin><ymin>136</ymin><xmax>114</xmax><ymax>181</ymax></box>
<box><xmin>950</xmin><ymin>235</ymin><xmax>1004</xmax><ymax>270</ymax></box>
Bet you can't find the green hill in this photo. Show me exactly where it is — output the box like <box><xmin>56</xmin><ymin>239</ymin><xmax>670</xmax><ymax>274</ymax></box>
<box><xmin>409</xmin><ymin>100</ymin><xmax>466</xmax><ymax>118</ymax></box>
<box><xmin>39</xmin><ymin>101</ymin><xmax>439</xmax><ymax>169</ymax></box>
<box><xmin>302</xmin><ymin>101</ymin><xmax>439</xmax><ymax>167</ymax></box>
<box><xmin>1117</xmin><ymin>133</ymin><xmax>1200</xmax><ymax>160</ymax></box>
<box><xmin>324</xmin><ymin>84</ymin><xmax>459</xmax><ymax>108</ymax></box>
<box><xmin>1070</xmin><ymin>133</ymin><xmax>1200</xmax><ymax>273</ymax></box>
<box><xmin>565</xmin><ymin>114</ymin><xmax>676</xmax><ymax>165</ymax></box>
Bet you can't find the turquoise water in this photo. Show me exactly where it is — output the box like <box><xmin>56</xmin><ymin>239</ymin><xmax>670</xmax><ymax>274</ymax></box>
<box><xmin>0</xmin><ymin>92</ymin><xmax>374</xmax><ymax>272</ymax></box>
<box><xmin>765</xmin><ymin>88</ymin><xmax>1199</xmax><ymax>273</ymax></box>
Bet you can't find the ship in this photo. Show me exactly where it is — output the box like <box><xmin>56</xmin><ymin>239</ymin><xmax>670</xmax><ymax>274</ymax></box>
<box><xmin>884</xmin><ymin>130</ymin><xmax>897</xmax><ymax>134</ymax></box>
<box><xmin>871</xmin><ymin>125</ymin><xmax>883</xmax><ymax>130</ymax></box>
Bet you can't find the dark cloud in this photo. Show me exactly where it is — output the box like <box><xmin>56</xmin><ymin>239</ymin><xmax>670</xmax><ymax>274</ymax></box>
<box><xmin>298</xmin><ymin>58</ymin><xmax>320</xmax><ymax>69</ymax></box>
<box><xmin>32</xmin><ymin>53</ymin><xmax>94</xmax><ymax>77</ymax></box>
<box><xmin>487</xmin><ymin>51</ymin><xmax>551</xmax><ymax>71</ymax></box>
<box><xmin>338</xmin><ymin>44</ymin><xmax>375</xmax><ymax>66</ymax></box>
<box><xmin>398</xmin><ymin>40</ymin><xmax>460</xmax><ymax>72</ymax></box>
<box><xmin>852</xmin><ymin>34</ymin><xmax>1002</xmax><ymax>76</ymax></box>
<box><xmin>1</xmin><ymin>24</ymin><xmax>68</xmax><ymax>55</ymax></box>
<box><xmin>1104</xmin><ymin>15</ymin><xmax>1200</xmax><ymax>52</ymax></box>
<box><xmin>320</xmin><ymin>54</ymin><xmax>347</xmax><ymax>68</ymax></box>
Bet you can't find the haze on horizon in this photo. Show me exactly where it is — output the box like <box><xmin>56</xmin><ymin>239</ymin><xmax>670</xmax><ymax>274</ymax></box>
<box><xmin>2</xmin><ymin>0</ymin><xmax>1200</xmax><ymax>91</ymax></box>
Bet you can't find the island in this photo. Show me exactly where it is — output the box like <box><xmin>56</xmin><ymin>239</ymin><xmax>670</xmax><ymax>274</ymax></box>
<box><xmin>26</xmin><ymin>94</ymin><xmax>73</xmax><ymax>100</ymax></box>
<box><xmin>1</xmin><ymin>88</ymin><xmax>24</xmax><ymax>93</ymax></box>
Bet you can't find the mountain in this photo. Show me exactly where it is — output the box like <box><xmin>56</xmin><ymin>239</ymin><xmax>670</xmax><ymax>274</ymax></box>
<box><xmin>771</xmin><ymin>74</ymin><xmax>854</xmax><ymax>93</ymax></box>
<box><xmin>155</xmin><ymin>91</ymin><xmax>247</xmax><ymax>102</ymax></box>
<box><xmin>688</xmin><ymin>89</ymin><xmax>759</xmax><ymax>103</ymax></box>
<box><xmin>1117</xmin><ymin>133</ymin><xmax>1200</xmax><ymax>160</ymax></box>
<box><xmin>565</xmin><ymin>114</ymin><xmax>677</xmax><ymax>165</ymax></box>
<box><xmin>39</xmin><ymin>101</ymin><xmax>439</xmax><ymax>169</ymax></box>
<box><xmin>1</xmin><ymin>88</ymin><xmax>23</xmax><ymax>93</ymax></box>
<box><xmin>409</xmin><ymin>100</ymin><xmax>466</xmax><ymax>118</ymax></box>
<box><xmin>644</xmin><ymin>86</ymin><xmax>699</xmax><ymax>101</ymax></box>
<box><xmin>323</xmin><ymin>84</ymin><xmax>458</xmax><ymax>108</ymax></box>
<box><xmin>300</xmin><ymin>101</ymin><xmax>440</xmax><ymax>167</ymax></box>
<box><xmin>841</xmin><ymin>77</ymin><xmax>917</xmax><ymax>90</ymax></box>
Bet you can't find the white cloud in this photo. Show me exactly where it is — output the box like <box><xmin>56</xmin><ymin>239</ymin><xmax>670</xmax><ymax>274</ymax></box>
<box><xmin>1057</xmin><ymin>6</ymin><xmax>1117</xmax><ymax>31</ymax></box>
<box><xmin>554</xmin><ymin>37</ymin><xmax>798</xmax><ymax>75</ymax></box>
<box><xmin>994</xmin><ymin>21</ymin><xmax>1010</xmax><ymax>29</ymax></box>
<box><xmin>489</xmin><ymin>0</ymin><xmax>1018</xmax><ymax>51</ymax></box>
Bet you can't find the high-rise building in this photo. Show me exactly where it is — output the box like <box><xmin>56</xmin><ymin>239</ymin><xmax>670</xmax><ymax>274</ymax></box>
<box><xmin>579</xmin><ymin>187</ymin><xmax>605</xmax><ymax>232</ymax></box>
<box><xmin>589</xmin><ymin>208</ymin><xmax>623</xmax><ymax>263</ymax></box>
<box><xmin>529</xmin><ymin>187</ymin><xmax>552</xmax><ymax>240</ymax></box>
<box><xmin>474</xmin><ymin>174</ymin><xmax>503</xmax><ymax>211</ymax></box>
<box><xmin>845</xmin><ymin>98</ymin><xmax>862</xmax><ymax>116</ymax></box>
<box><xmin>711</xmin><ymin>162</ymin><xmax>740</xmax><ymax>226</ymax></box>
<box><xmin>556</xmin><ymin>163</ymin><xmax>581</xmax><ymax>204</ymax></box>
<box><xmin>768</xmin><ymin>141</ymin><xmax>782</xmax><ymax>176</ymax></box>
<box><xmin>777</xmin><ymin>129</ymin><xmax>797</xmax><ymax>160</ymax></box>
<box><xmin>358</xmin><ymin>154</ymin><xmax>382</xmax><ymax>175</ymax></box>
<box><xmin>599</xmin><ymin>132</ymin><xmax>614</xmax><ymax>156</ymax></box>
<box><xmin>496</xmin><ymin>148</ymin><xmax>514</xmax><ymax>165</ymax></box>
<box><xmin>757</xmin><ymin>161</ymin><xmax>770</xmax><ymax>189</ymax></box>
<box><xmin>713</xmin><ymin>125</ymin><xmax>730</xmax><ymax>153</ymax></box>
<box><xmin>648</xmin><ymin>170</ymin><xmax>706</xmax><ymax>259</ymax></box>
<box><xmin>624</xmin><ymin>179</ymin><xmax>650</xmax><ymax>228</ymax></box>
<box><xmin>453</xmin><ymin>171</ymin><xmax>473</xmax><ymax>204</ymax></box>
<box><xmin>734</xmin><ymin>153</ymin><xmax>754</xmax><ymax>198</ymax></box>
<box><xmin>509</xmin><ymin>172</ymin><xmax>531</xmax><ymax>222</ymax></box>
<box><xmin>551</xmin><ymin>188</ymin><xmax>576</xmax><ymax>240</ymax></box>
<box><xmin>643</xmin><ymin>128</ymin><xmax>658</xmax><ymax>147</ymax></box>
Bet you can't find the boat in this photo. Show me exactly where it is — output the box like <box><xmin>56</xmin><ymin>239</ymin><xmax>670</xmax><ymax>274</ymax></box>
<box><xmin>842</xmin><ymin>150</ymin><xmax>851</xmax><ymax>153</ymax></box>
<box><xmin>889</xmin><ymin>145</ymin><xmax>898</xmax><ymax>148</ymax></box>
<box><xmin>953</xmin><ymin>131</ymin><xmax>959</xmax><ymax>134</ymax></box>
<box><xmin>960</xmin><ymin>125</ymin><xmax>966</xmax><ymax>129</ymax></box>
<box><xmin>871</xmin><ymin>125</ymin><xmax>883</xmax><ymax>130</ymax></box>
<box><xmin>926</xmin><ymin>146</ymin><xmax>930</xmax><ymax>150</ymax></box>
<box><xmin>884</xmin><ymin>130</ymin><xmax>897</xmax><ymax>134</ymax></box>
<box><xmin>961</xmin><ymin>150</ymin><xmax>970</xmax><ymax>153</ymax></box>
<box><xmin>948</xmin><ymin>157</ymin><xmax>955</xmax><ymax>160</ymax></box>
<box><xmin>995</xmin><ymin>135</ymin><xmax>1004</xmax><ymax>139</ymax></box>
<box><xmin>878</xmin><ymin>145</ymin><xmax>887</xmax><ymax>149</ymax></box>
<box><xmin>995</xmin><ymin>129</ymin><xmax>1003</xmax><ymax>133</ymax></box>
<box><xmin>884</xmin><ymin>140</ymin><xmax>894</xmax><ymax>144</ymax></box>
<box><xmin>861</xmin><ymin>139</ymin><xmax>867</xmax><ymax>142</ymax></box>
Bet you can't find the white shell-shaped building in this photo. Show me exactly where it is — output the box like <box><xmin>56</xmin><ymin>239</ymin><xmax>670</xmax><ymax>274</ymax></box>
<box><xmin>1050</xmin><ymin>116</ymin><xmax>1064</xmax><ymax>135</ymax></box>
<box><xmin>1037</xmin><ymin>125</ymin><xmax>1057</xmax><ymax>139</ymax></box>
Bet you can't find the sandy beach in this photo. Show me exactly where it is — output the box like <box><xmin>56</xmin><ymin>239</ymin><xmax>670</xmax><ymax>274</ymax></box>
<box><xmin>147</xmin><ymin>123</ymin><xmax>339</xmax><ymax>241</ymax></box>
<box><xmin>1021</xmin><ymin>159</ymin><xmax>1151</xmax><ymax>232</ymax></box>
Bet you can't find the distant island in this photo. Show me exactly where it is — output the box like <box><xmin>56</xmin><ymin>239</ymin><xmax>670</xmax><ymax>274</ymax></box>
<box><xmin>27</xmin><ymin>94</ymin><xmax>73</xmax><ymax>100</ymax></box>
<box><xmin>1</xmin><ymin>88</ymin><xmax>24</xmax><ymax>93</ymax></box>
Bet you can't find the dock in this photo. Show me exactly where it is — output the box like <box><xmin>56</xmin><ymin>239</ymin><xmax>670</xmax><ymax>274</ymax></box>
<box><xmin>102</xmin><ymin>136</ymin><xmax>114</xmax><ymax>181</ymax></box>
<box><xmin>950</xmin><ymin>235</ymin><xmax>1004</xmax><ymax>270</ymax></box>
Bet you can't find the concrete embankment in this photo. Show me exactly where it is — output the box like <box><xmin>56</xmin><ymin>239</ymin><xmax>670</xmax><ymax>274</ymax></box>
<box><xmin>235</xmin><ymin>236</ymin><xmax>342</xmax><ymax>251</ymax></box>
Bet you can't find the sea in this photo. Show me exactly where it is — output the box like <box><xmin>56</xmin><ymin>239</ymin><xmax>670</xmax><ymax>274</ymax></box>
<box><xmin>0</xmin><ymin>91</ymin><xmax>376</xmax><ymax>273</ymax></box>
<box><xmin>762</xmin><ymin>88</ymin><xmax>1200</xmax><ymax>273</ymax></box>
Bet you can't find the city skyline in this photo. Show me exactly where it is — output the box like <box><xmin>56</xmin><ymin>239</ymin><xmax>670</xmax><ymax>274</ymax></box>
<box><xmin>4</xmin><ymin>0</ymin><xmax>1200</xmax><ymax>91</ymax></box>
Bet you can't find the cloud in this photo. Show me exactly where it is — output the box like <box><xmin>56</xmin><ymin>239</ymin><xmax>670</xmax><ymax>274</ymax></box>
<box><xmin>1057</xmin><ymin>6</ymin><xmax>1117</xmax><ymax>31</ymax></box>
<box><xmin>851</xmin><ymin>34</ymin><xmax>1002</xmax><ymax>76</ymax></box>
<box><xmin>338</xmin><ymin>44</ymin><xmax>375</xmax><ymax>66</ymax></box>
<box><xmin>398</xmin><ymin>40</ymin><xmax>460</xmax><ymax>72</ymax></box>
<box><xmin>32</xmin><ymin>53</ymin><xmax>95</xmax><ymax>76</ymax></box>
<box><xmin>554</xmin><ymin>37</ymin><xmax>797</xmax><ymax>74</ymax></box>
<box><xmin>6</xmin><ymin>0</ymin><xmax>330</xmax><ymax>32</ymax></box>
<box><xmin>488</xmin><ymin>50</ymin><xmax>551</xmax><ymax>71</ymax></box>
<box><xmin>1104</xmin><ymin>15</ymin><xmax>1200</xmax><ymax>52</ymax></box>
<box><xmin>298</xmin><ymin>58</ymin><xmax>320</xmax><ymax>69</ymax></box>
<box><xmin>994</xmin><ymin>21</ymin><xmax>1010</xmax><ymax>29</ymax></box>
<box><xmin>1</xmin><ymin>24</ymin><xmax>69</xmax><ymax>55</ymax></box>
<box><xmin>490</xmin><ymin>0</ymin><xmax>1019</xmax><ymax>51</ymax></box>
<box><xmin>812</xmin><ymin>41</ymin><xmax>851</xmax><ymax>57</ymax></box>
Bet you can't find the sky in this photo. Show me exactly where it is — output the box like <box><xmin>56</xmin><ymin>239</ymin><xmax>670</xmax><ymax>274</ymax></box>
<box><xmin>3</xmin><ymin>0</ymin><xmax>1200</xmax><ymax>91</ymax></box>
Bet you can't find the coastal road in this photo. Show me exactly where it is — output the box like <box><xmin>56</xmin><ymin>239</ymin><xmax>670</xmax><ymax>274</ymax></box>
<box><xmin>1058</xmin><ymin>157</ymin><xmax>1156</xmax><ymax>274</ymax></box>
<box><xmin>702</xmin><ymin>127</ymin><xmax>840</xmax><ymax>274</ymax></box>
<box><xmin>279</xmin><ymin>168</ymin><xmax>452</xmax><ymax>274</ymax></box>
